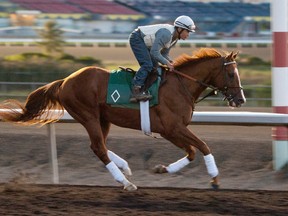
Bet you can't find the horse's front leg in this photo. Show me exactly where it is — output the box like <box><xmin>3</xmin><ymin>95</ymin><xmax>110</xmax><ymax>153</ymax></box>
<box><xmin>155</xmin><ymin>126</ymin><xmax>219</xmax><ymax>189</ymax></box>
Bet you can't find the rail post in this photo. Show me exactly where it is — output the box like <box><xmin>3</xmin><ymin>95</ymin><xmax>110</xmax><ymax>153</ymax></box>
<box><xmin>271</xmin><ymin>0</ymin><xmax>288</xmax><ymax>170</ymax></box>
<box><xmin>47</xmin><ymin>123</ymin><xmax>59</xmax><ymax>184</ymax></box>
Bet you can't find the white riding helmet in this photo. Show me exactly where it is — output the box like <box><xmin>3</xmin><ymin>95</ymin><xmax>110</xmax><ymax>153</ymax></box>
<box><xmin>174</xmin><ymin>15</ymin><xmax>196</xmax><ymax>32</ymax></box>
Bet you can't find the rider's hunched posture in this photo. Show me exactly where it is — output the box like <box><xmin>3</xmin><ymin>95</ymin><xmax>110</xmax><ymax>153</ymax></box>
<box><xmin>129</xmin><ymin>15</ymin><xmax>196</xmax><ymax>102</ymax></box>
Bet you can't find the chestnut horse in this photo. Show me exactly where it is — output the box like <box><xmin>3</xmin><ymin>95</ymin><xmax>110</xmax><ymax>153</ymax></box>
<box><xmin>0</xmin><ymin>48</ymin><xmax>245</xmax><ymax>191</ymax></box>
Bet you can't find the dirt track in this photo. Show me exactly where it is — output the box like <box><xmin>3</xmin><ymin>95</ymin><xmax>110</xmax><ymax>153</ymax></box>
<box><xmin>1</xmin><ymin>106</ymin><xmax>288</xmax><ymax>215</ymax></box>
<box><xmin>1</xmin><ymin>184</ymin><xmax>287</xmax><ymax>216</ymax></box>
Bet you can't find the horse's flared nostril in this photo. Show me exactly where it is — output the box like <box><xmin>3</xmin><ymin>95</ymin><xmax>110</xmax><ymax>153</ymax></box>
<box><xmin>238</xmin><ymin>98</ymin><xmax>245</xmax><ymax>104</ymax></box>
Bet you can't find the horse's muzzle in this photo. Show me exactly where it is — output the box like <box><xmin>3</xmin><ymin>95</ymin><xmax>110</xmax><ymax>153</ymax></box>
<box><xmin>225</xmin><ymin>87</ymin><xmax>246</xmax><ymax>108</ymax></box>
<box><xmin>229</xmin><ymin>95</ymin><xmax>246</xmax><ymax>108</ymax></box>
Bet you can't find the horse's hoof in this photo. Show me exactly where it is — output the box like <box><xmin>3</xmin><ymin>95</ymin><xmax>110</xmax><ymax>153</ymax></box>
<box><xmin>210</xmin><ymin>181</ymin><xmax>220</xmax><ymax>190</ymax></box>
<box><xmin>124</xmin><ymin>183</ymin><xmax>137</xmax><ymax>191</ymax></box>
<box><xmin>153</xmin><ymin>164</ymin><xmax>167</xmax><ymax>174</ymax></box>
<box><xmin>123</xmin><ymin>167</ymin><xmax>132</xmax><ymax>176</ymax></box>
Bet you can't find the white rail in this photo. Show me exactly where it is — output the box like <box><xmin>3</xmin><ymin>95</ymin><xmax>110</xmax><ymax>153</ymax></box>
<box><xmin>48</xmin><ymin>110</ymin><xmax>288</xmax><ymax>126</ymax></box>
<box><xmin>192</xmin><ymin>111</ymin><xmax>288</xmax><ymax>126</ymax></box>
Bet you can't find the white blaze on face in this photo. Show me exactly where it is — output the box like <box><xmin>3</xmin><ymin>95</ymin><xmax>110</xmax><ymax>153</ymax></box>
<box><xmin>234</xmin><ymin>68</ymin><xmax>246</xmax><ymax>104</ymax></box>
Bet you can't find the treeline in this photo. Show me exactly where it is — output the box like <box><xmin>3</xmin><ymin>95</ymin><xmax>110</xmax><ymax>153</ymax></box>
<box><xmin>0</xmin><ymin>21</ymin><xmax>102</xmax><ymax>82</ymax></box>
<box><xmin>0</xmin><ymin>53</ymin><xmax>102</xmax><ymax>82</ymax></box>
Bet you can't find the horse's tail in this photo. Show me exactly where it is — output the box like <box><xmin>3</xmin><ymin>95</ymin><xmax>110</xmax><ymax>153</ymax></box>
<box><xmin>0</xmin><ymin>79</ymin><xmax>65</xmax><ymax>125</ymax></box>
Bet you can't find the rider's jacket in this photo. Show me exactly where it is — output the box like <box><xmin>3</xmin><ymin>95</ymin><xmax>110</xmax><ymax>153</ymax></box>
<box><xmin>138</xmin><ymin>24</ymin><xmax>177</xmax><ymax>49</ymax></box>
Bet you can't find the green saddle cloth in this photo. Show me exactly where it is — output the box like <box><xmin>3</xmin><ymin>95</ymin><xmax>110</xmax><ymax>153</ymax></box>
<box><xmin>106</xmin><ymin>68</ymin><xmax>160</xmax><ymax>109</ymax></box>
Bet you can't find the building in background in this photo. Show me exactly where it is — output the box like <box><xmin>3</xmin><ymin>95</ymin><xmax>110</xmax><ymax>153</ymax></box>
<box><xmin>0</xmin><ymin>0</ymin><xmax>271</xmax><ymax>39</ymax></box>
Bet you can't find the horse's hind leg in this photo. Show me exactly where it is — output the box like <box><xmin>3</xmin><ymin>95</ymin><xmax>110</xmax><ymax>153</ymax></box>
<box><xmin>101</xmin><ymin>118</ymin><xmax>132</xmax><ymax>176</ymax></box>
<box><xmin>63</xmin><ymin>105</ymin><xmax>136</xmax><ymax>191</ymax></box>
<box><xmin>108</xmin><ymin>150</ymin><xmax>132</xmax><ymax>176</ymax></box>
<box><xmin>84</xmin><ymin>120</ymin><xmax>137</xmax><ymax>191</ymax></box>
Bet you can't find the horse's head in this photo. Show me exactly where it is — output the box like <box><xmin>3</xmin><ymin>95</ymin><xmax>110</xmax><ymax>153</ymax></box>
<box><xmin>173</xmin><ymin>48</ymin><xmax>246</xmax><ymax>108</ymax></box>
<box><xmin>213</xmin><ymin>51</ymin><xmax>246</xmax><ymax>108</ymax></box>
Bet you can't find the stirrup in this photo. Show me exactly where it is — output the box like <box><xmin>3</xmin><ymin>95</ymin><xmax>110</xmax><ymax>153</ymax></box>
<box><xmin>130</xmin><ymin>92</ymin><xmax>152</xmax><ymax>103</ymax></box>
<box><xmin>138</xmin><ymin>93</ymin><xmax>152</xmax><ymax>101</ymax></box>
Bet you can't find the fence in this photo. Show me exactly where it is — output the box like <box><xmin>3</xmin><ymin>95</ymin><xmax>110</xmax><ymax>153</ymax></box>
<box><xmin>0</xmin><ymin>38</ymin><xmax>272</xmax><ymax>48</ymax></box>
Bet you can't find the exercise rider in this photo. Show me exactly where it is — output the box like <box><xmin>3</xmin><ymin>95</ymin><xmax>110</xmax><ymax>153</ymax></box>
<box><xmin>129</xmin><ymin>15</ymin><xmax>196</xmax><ymax>103</ymax></box>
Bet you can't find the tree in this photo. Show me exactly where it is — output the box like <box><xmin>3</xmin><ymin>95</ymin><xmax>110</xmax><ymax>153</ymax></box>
<box><xmin>37</xmin><ymin>21</ymin><xmax>66</xmax><ymax>56</ymax></box>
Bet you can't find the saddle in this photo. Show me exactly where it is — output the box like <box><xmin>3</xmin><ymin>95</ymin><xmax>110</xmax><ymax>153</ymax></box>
<box><xmin>119</xmin><ymin>66</ymin><xmax>168</xmax><ymax>91</ymax></box>
<box><xmin>106</xmin><ymin>67</ymin><xmax>163</xmax><ymax>109</ymax></box>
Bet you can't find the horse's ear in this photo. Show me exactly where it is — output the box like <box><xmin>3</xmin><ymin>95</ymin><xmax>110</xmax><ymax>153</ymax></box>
<box><xmin>228</xmin><ymin>51</ymin><xmax>239</xmax><ymax>60</ymax></box>
<box><xmin>233</xmin><ymin>51</ymin><xmax>239</xmax><ymax>59</ymax></box>
<box><xmin>232</xmin><ymin>51</ymin><xmax>239</xmax><ymax>59</ymax></box>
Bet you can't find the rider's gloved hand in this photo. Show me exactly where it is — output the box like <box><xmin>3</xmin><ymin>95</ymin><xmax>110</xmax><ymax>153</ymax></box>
<box><xmin>167</xmin><ymin>61</ymin><xmax>174</xmax><ymax>71</ymax></box>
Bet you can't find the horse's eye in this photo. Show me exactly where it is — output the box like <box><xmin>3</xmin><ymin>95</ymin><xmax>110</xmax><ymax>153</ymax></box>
<box><xmin>228</xmin><ymin>70</ymin><xmax>235</xmax><ymax>78</ymax></box>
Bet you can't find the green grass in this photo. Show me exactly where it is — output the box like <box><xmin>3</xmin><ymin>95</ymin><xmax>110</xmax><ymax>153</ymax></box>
<box><xmin>239</xmin><ymin>65</ymin><xmax>271</xmax><ymax>85</ymax></box>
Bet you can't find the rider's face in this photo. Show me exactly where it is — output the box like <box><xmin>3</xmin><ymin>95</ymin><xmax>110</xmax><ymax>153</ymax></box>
<box><xmin>179</xmin><ymin>29</ymin><xmax>190</xmax><ymax>40</ymax></box>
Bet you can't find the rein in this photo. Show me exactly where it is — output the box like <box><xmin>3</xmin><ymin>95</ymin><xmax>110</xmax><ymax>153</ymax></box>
<box><xmin>171</xmin><ymin>60</ymin><xmax>240</xmax><ymax>103</ymax></box>
<box><xmin>172</xmin><ymin>69</ymin><xmax>218</xmax><ymax>103</ymax></box>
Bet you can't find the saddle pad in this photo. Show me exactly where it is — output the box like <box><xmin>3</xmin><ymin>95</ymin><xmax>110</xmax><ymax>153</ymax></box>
<box><xmin>106</xmin><ymin>68</ymin><xmax>159</xmax><ymax>109</ymax></box>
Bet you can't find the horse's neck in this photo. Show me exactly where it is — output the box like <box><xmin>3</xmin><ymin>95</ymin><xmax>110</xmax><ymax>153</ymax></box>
<box><xmin>179</xmin><ymin>59</ymin><xmax>221</xmax><ymax>100</ymax></box>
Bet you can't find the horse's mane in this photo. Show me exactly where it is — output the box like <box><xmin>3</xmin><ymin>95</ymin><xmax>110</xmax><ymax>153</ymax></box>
<box><xmin>174</xmin><ymin>48</ymin><xmax>228</xmax><ymax>67</ymax></box>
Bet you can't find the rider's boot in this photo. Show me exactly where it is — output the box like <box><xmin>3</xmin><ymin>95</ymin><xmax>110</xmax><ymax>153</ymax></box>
<box><xmin>129</xmin><ymin>85</ymin><xmax>152</xmax><ymax>103</ymax></box>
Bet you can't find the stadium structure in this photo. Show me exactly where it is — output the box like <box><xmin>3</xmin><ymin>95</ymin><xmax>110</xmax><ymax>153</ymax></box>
<box><xmin>0</xmin><ymin>0</ymin><xmax>270</xmax><ymax>39</ymax></box>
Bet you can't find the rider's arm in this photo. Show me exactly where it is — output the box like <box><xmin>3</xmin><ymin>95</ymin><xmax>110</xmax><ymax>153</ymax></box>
<box><xmin>150</xmin><ymin>28</ymin><xmax>172</xmax><ymax>65</ymax></box>
<box><xmin>161</xmin><ymin>47</ymin><xmax>173</xmax><ymax>63</ymax></box>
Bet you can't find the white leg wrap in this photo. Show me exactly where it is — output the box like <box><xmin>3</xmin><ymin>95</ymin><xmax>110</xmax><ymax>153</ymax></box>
<box><xmin>106</xmin><ymin>161</ymin><xmax>130</xmax><ymax>186</ymax></box>
<box><xmin>108</xmin><ymin>150</ymin><xmax>132</xmax><ymax>176</ymax></box>
<box><xmin>166</xmin><ymin>157</ymin><xmax>190</xmax><ymax>173</ymax></box>
<box><xmin>204</xmin><ymin>154</ymin><xmax>219</xmax><ymax>178</ymax></box>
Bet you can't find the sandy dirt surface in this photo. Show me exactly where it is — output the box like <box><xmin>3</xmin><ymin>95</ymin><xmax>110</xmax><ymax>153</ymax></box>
<box><xmin>0</xmin><ymin>106</ymin><xmax>288</xmax><ymax>215</ymax></box>
<box><xmin>1</xmin><ymin>184</ymin><xmax>287</xmax><ymax>216</ymax></box>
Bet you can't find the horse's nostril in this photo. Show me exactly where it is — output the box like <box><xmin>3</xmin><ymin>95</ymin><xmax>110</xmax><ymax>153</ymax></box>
<box><xmin>238</xmin><ymin>98</ymin><xmax>245</xmax><ymax>104</ymax></box>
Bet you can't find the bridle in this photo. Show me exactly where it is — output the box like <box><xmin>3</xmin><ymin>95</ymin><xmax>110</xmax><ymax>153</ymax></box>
<box><xmin>220</xmin><ymin>60</ymin><xmax>244</xmax><ymax>103</ymax></box>
<box><xmin>171</xmin><ymin>58</ymin><xmax>243</xmax><ymax>104</ymax></box>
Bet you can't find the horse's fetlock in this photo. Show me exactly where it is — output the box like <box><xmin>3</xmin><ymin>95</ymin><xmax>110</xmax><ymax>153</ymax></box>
<box><xmin>187</xmin><ymin>155</ymin><xmax>195</xmax><ymax>161</ymax></box>
<box><xmin>153</xmin><ymin>164</ymin><xmax>167</xmax><ymax>174</ymax></box>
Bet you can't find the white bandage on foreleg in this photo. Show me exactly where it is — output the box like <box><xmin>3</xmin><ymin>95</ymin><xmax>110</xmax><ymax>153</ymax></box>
<box><xmin>166</xmin><ymin>157</ymin><xmax>190</xmax><ymax>173</ymax></box>
<box><xmin>106</xmin><ymin>161</ymin><xmax>129</xmax><ymax>185</ymax></box>
<box><xmin>108</xmin><ymin>150</ymin><xmax>132</xmax><ymax>176</ymax></box>
<box><xmin>204</xmin><ymin>154</ymin><xmax>219</xmax><ymax>178</ymax></box>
